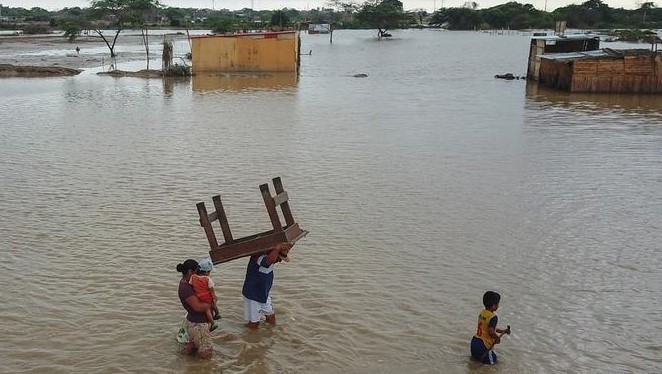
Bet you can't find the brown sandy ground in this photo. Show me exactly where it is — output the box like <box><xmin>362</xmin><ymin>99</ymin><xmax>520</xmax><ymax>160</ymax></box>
<box><xmin>0</xmin><ymin>32</ymin><xmax>190</xmax><ymax>76</ymax></box>
<box><xmin>0</xmin><ymin>63</ymin><xmax>81</xmax><ymax>76</ymax></box>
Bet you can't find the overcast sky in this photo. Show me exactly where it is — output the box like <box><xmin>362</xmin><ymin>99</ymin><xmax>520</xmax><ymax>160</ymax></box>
<box><xmin>0</xmin><ymin>0</ymin><xmax>641</xmax><ymax>13</ymax></box>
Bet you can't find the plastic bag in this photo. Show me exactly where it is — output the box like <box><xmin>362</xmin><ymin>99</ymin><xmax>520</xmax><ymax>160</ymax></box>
<box><xmin>176</xmin><ymin>317</ymin><xmax>189</xmax><ymax>344</ymax></box>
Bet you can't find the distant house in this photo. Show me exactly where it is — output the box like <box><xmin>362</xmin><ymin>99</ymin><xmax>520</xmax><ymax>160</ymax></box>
<box><xmin>308</xmin><ymin>23</ymin><xmax>330</xmax><ymax>34</ymax></box>
<box><xmin>0</xmin><ymin>16</ymin><xmax>25</xmax><ymax>23</ymax></box>
<box><xmin>190</xmin><ymin>31</ymin><xmax>300</xmax><ymax>73</ymax></box>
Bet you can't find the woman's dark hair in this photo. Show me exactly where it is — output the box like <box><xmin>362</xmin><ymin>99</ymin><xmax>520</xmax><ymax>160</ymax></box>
<box><xmin>176</xmin><ymin>259</ymin><xmax>199</xmax><ymax>274</ymax></box>
<box><xmin>483</xmin><ymin>291</ymin><xmax>501</xmax><ymax>308</ymax></box>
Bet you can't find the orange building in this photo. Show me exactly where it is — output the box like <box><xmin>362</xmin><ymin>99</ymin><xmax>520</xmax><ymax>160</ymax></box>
<box><xmin>190</xmin><ymin>31</ymin><xmax>300</xmax><ymax>73</ymax></box>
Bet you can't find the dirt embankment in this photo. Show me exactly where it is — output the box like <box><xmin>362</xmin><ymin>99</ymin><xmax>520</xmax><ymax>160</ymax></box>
<box><xmin>0</xmin><ymin>64</ymin><xmax>81</xmax><ymax>77</ymax></box>
<box><xmin>0</xmin><ymin>32</ymin><xmax>191</xmax><ymax>78</ymax></box>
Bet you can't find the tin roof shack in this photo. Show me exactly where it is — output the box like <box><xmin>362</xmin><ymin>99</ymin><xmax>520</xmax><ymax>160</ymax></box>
<box><xmin>527</xmin><ymin>35</ymin><xmax>600</xmax><ymax>80</ymax></box>
<box><xmin>191</xmin><ymin>31</ymin><xmax>300</xmax><ymax>73</ymax></box>
<box><xmin>308</xmin><ymin>23</ymin><xmax>331</xmax><ymax>34</ymax></box>
<box><xmin>538</xmin><ymin>49</ymin><xmax>662</xmax><ymax>93</ymax></box>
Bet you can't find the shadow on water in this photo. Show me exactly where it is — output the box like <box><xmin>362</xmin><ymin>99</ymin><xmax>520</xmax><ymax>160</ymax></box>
<box><xmin>192</xmin><ymin>72</ymin><xmax>298</xmax><ymax>93</ymax></box>
<box><xmin>525</xmin><ymin>81</ymin><xmax>662</xmax><ymax>116</ymax></box>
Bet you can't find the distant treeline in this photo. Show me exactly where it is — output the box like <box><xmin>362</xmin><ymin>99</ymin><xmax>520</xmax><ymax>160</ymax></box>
<box><xmin>430</xmin><ymin>0</ymin><xmax>662</xmax><ymax>30</ymax></box>
<box><xmin>1</xmin><ymin>0</ymin><xmax>661</xmax><ymax>33</ymax></box>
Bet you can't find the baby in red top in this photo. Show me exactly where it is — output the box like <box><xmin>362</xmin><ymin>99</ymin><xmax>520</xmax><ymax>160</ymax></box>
<box><xmin>190</xmin><ymin>258</ymin><xmax>221</xmax><ymax>330</ymax></box>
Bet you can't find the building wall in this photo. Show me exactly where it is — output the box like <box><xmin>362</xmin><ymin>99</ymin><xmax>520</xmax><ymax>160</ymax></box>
<box><xmin>539</xmin><ymin>53</ymin><xmax>662</xmax><ymax>93</ymax></box>
<box><xmin>191</xmin><ymin>32</ymin><xmax>299</xmax><ymax>73</ymax></box>
<box><xmin>538</xmin><ymin>59</ymin><xmax>573</xmax><ymax>90</ymax></box>
<box><xmin>570</xmin><ymin>54</ymin><xmax>662</xmax><ymax>93</ymax></box>
<box><xmin>527</xmin><ymin>37</ymin><xmax>600</xmax><ymax>80</ymax></box>
<box><xmin>192</xmin><ymin>72</ymin><xmax>298</xmax><ymax>92</ymax></box>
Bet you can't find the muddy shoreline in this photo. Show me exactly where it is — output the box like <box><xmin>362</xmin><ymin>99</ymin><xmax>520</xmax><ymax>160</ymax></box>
<box><xmin>0</xmin><ymin>32</ymin><xmax>190</xmax><ymax>75</ymax></box>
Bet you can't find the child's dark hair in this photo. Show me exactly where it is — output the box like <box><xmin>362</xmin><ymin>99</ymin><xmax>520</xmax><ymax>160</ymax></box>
<box><xmin>483</xmin><ymin>291</ymin><xmax>501</xmax><ymax>309</ymax></box>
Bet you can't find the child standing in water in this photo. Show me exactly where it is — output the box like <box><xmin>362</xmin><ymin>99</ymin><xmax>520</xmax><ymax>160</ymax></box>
<box><xmin>471</xmin><ymin>291</ymin><xmax>510</xmax><ymax>364</ymax></box>
<box><xmin>190</xmin><ymin>258</ymin><xmax>221</xmax><ymax>330</ymax></box>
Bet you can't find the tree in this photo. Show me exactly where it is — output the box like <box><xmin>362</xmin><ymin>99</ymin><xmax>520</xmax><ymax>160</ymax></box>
<box><xmin>89</xmin><ymin>0</ymin><xmax>160</xmax><ymax>69</ymax></box>
<box><xmin>270</xmin><ymin>10</ymin><xmax>290</xmax><ymax>29</ymax></box>
<box><xmin>430</xmin><ymin>7</ymin><xmax>482</xmax><ymax>29</ymax></box>
<box><xmin>57</xmin><ymin>7</ymin><xmax>91</xmax><ymax>42</ymax></box>
<box><xmin>481</xmin><ymin>2</ymin><xmax>548</xmax><ymax>30</ymax></box>
<box><xmin>163</xmin><ymin>7</ymin><xmax>185</xmax><ymax>27</ymax></box>
<box><xmin>209</xmin><ymin>15</ymin><xmax>236</xmax><ymax>34</ymax></box>
<box><xmin>356</xmin><ymin>0</ymin><xmax>406</xmax><ymax>38</ymax></box>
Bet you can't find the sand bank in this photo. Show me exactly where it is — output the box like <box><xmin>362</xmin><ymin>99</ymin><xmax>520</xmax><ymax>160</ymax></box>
<box><xmin>0</xmin><ymin>32</ymin><xmax>190</xmax><ymax>73</ymax></box>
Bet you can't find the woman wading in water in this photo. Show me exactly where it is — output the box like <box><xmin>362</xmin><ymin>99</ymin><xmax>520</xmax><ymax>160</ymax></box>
<box><xmin>177</xmin><ymin>259</ymin><xmax>213</xmax><ymax>359</ymax></box>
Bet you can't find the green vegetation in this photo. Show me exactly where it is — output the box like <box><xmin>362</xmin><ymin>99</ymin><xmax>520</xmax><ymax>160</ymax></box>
<box><xmin>429</xmin><ymin>0</ymin><xmax>662</xmax><ymax>31</ymax></box>
<box><xmin>270</xmin><ymin>10</ymin><xmax>291</xmax><ymax>29</ymax></box>
<box><xmin>356</xmin><ymin>0</ymin><xmax>407</xmax><ymax>37</ymax></box>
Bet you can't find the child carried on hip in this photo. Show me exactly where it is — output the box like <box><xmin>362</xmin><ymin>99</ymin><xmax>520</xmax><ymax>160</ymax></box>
<box><xmin>190</xmin><ymin>258</ymin><xmax>221</xmax><ymax>330</ymax></box>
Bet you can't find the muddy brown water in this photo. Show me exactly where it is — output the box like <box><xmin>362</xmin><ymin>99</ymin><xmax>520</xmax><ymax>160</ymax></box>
<box><xmin>1</xmin><ymin>30</ymin><xmax>661</xmax><ymax>373</ymax></box>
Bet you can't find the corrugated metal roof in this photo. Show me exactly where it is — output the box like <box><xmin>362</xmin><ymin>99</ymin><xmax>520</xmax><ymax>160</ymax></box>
<box><xmin>531</xmin><ymin>34</ymin><xmax>600</xmax><ymax>42</ymax></box>
<box><xmin>541</xmin><ymin>48</ymin><xmax>659</xmax><ymax>61</ymax></box>
<box><xmin>541</xmin><ymin>49</ymin><xmax>612</xmax><ymax>60</ymax></box>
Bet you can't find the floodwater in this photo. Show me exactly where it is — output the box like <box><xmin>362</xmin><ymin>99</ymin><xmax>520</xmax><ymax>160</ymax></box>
<box><xmin>1</xmin><ymin>30</ymin><xmax>661</xmax><ymax>373</ymax></box>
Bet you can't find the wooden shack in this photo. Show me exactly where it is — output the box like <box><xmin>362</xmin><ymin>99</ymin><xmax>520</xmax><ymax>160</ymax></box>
<box><xmin>538</xmin><ymin>49</ymin><xmax>662</xmax><ymax>93</ymax></box>
<box><xmin>527</xmin><ymin>35</ymin><xmax>600</xmax><ymax>80</ymax></box>
<box><xmin>190</xmin><ymin>31</ymin><xmax>300</xmax><ymax>73</ymax></box>
<box><xmin>308</xmin><ymin>23</ymin><xmax>331</xmax><ymax>34</ymax></box>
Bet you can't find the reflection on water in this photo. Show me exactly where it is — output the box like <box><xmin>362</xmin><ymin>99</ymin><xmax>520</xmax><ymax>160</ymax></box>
<box><xmin>192</xmin><ymin>73</ymin><xmax>298</xmax><ymax>92</ymax></box>
<box><xmin>526</xmin><ymin>81</ymin><xmax>662</xmax><ymax>115</ymax></box>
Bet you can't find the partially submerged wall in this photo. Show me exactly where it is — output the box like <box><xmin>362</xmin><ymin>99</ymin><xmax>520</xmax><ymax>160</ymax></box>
<box><xmin>539</xmin><ymin>51</ymin><xmax>662</xmax><ymax>93</ymax></box>
<box><xmin>191</xmin><ymin>32</ymin><xmax>299</xmax><ymax>73</ymax></box>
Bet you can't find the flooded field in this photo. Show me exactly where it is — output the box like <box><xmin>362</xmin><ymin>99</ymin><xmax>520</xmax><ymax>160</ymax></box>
<box><xmin>1</xmin><ymin>30</ymin><xmax>661</xmax><ymax>373</ymax></box>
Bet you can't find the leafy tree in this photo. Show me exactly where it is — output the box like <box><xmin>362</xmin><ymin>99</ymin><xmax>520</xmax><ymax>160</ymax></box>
<box><xmin>26</xmin><ymin>7</ymin><xmax>50</xmax><ymax>21</ymax></box>
<box><xmin>89</xmin><ymin>0</ymin><xmax>160</xmax><ymax>68</ymax></box>
<box><xmin>356</xmin><ymin>0</ymin><xmax>406</xmax><ymax>38</ymax></box>
<box><xmin>60</xmin><ymin>20</ymin><xmax>84</xmax><ymax>41</ymax></box>
<box><xmin>579</xmin><ymin>0</ymin><xmax>613</xmax><ymax>27</ymax></box>
<box><xmin>57</xmin><ymin>7</ymin><xmax>91</xmax><ymax>42</ymax></box>
<box><xmin>430</xmin><ymin>7</ymin><xmax>481</xmax><ymax>29</ymax></box>
<box><xmin>481</xmin><ymin>2</ymin><xmax>548</xmax><ymax>29</ymax></box>
<box><xmin>22</xmin><ymin>24</ymin><xmax>51</xmax><ymax>34</ymax></box>
<box><xmin>209</xmin><ymin>16</ymin><xmax>236</xmax><ymax>34</ymax></box>
<box><xmin>270</xmin><ymin>10</ymin><xmax>290</xmax><ymax>29</ymax></box>
<box><xmin>164</xmin><ymin>7</ymin><xmax>185</xmax><ymax>27</ymax></box>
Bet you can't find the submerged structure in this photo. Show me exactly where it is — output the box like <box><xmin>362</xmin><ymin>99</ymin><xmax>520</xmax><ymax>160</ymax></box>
<box><xmin>308</xmin><ymin>23</ymin><xmax>331</xmax><ymax>34</ymax></box>
<box><xmin>538</xmin><ymin>49</ymin><xmax>662</xmax><ymax>93</ymax></box>
<box><xmin>528</xmin><ymin>34</ymin><xmax>662</xmax><ymax>93</ymax></box>
<box><xmin>190</xmin><ymin>31</ymin><xmax>300</xmax><ymax>73</ymax></box>
<box><xmin>527</xmin><ymin>35</ymin><xmax>600</xmax><ymax>80</ymax></box>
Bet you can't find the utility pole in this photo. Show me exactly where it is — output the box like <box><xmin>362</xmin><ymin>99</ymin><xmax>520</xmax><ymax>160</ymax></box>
<box><xmin>544</xmin><ymin>0</ymin><xmax>548</xmax><ymax>12</ymax></box>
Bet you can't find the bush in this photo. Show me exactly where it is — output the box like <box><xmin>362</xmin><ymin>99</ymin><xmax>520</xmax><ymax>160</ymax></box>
<box><xmin>163</xmin><ymin>64</ymin><xmax>191</xmax><ymax>77</ymax></box>
<box><xmin>22</xmin><ymin>23</ymin><xmax>51</xmax><ymax>35</ymax></box>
